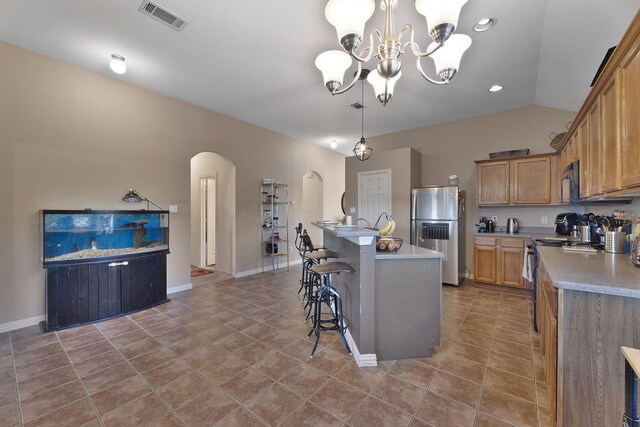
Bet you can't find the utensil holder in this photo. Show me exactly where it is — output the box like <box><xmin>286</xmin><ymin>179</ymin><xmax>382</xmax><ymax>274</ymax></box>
<box><xmin>605</xmin><ymin>231</ymin><xmax>627</xmax><ymax>253</ymax></box>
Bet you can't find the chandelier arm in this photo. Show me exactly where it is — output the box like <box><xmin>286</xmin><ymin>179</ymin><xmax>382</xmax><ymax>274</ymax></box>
<box><xmin>331</xmin><ymin>61</ymin><xmax>363</xmax><ymax>95</ymax></box>
<box><xmin>349</xmin><ymin>30</ymin><xmax>378</xmax><ymax>63</ymax></box>
<box><xmin>408</xmin><ymin>26</ymin><xmax>444</xmax><ymax>58</ymax></box>
<box><xmin>416</xmin><ymin>56</ymin><xmax>448</xmax><ymax>86</ymax></box>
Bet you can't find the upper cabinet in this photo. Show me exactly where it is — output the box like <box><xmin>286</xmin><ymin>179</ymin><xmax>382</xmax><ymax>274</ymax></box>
<box><xmin>476</xmin><ymin>161</ymin><xmax>510</xmax><ymax>205</ymax></box>
<box><xmin>476</xmin><ymin>154</ymin><xmax>558</xmax><ymax>206</ymax></box>
<box><xmin>620</xmin><ymin>39</ymin><xmax>640</xmax><ymax>188</ymax></box>
<box><xmin>557</xmin><ymin>10</ymin><xmax>640</xmax><ymax>199</ymax></box>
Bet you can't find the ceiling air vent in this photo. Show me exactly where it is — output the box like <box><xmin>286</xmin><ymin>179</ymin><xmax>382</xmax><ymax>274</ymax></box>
<box><xmin>138</xmin><ymin>1</ymin><xmax>188</xmax><ymax>31</ymax></box>
<box><xmin>350</xmin><ymin>102</ymin><xmax>365</xmax><ymax>110</ymax></box>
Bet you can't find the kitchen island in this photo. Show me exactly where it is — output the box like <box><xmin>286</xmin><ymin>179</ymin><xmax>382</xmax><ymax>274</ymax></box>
<box><xmin>312</xmin><ymin>222</ymin><xmax>442</xmax><ymax>366</ymax></box>
<box><xmin>536</xmin><ymin>246</ymin><xmax>640</xmax><ymax>427</ymax></box>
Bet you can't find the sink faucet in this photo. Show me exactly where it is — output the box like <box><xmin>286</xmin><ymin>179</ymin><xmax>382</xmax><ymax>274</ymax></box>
<box><xmin>353</xmin><ymin>218</ymin><xmax>370</xmax><ymax>227</ymax></box>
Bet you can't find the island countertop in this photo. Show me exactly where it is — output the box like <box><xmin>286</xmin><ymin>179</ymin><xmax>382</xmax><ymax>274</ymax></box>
<box><xmin>537</xmin><ymin>246</ymin><xmax>640</xmax><ymax>298</ymax></box>
<box><xmin>311</xmin><ymin>221</ymin><xmax>378</xmax><ymax>238</ymax></box>
<box><xmin>375</xmin><ymin>244</ymin><xmax>442</xmax><ymax>260</ymax></box>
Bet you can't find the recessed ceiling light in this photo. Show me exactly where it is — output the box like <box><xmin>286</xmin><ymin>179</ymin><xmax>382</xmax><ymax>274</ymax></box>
<box><xmin>488</xmin><ymin>84</ymin><xmax>503</xmax><ymax>93</ymax></box>
<box><xmin>109</xmin><ymin>54</ymin><xmax>126</xmax><ymax>75</ymax></box>
<box><xmin>474</xmin><ymin>18</ymin><xmax>496</xmax><ymax>32</ymax></box>
<box><xmin>330</xmin><ymin>140</ymin><xmax>338</xmax><ymax>149</ymax></box>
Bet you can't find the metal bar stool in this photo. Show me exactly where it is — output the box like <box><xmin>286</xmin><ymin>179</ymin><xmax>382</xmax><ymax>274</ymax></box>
<box><xmin>299</xmin><ymin>232</ymin><xmax>338</xmax><ymax>320</ymax></box>
<box><xmin>307</xmin><ymin>261</ymin><xmax>353</xmax><ymax>358</ymax></box>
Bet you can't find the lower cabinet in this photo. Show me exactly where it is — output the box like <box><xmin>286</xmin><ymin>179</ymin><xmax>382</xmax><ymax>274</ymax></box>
<box><xmin>42</xmin><ymin>253</ymin><xmax>168</xmax><ymax>331</ymax></box>
<box><xmin>536</xmin><ymin>259</ymin><xmax>558</xmax><ymax>425</ymax></box>
<box><xmin>474</xmin><ymin>236</ymin><xmax>532</xmax><ymax>289</ymax></box>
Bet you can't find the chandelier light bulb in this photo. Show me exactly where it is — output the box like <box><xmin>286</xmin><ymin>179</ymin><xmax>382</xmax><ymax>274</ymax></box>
<box><xmin>325</xmin><ymin>0</ymin><xmax>375</xmax><ymax>49</ymax></box>
<box><xmin>415</xmin><ymin>0</ymin><xmax>468</xmax><ymax>43</ymax></box>
<box><xmin>428</xmin><ymin>34</ymin><xmax>472</xmax><ymax>81</ymax></box>
<box><xmin>367</xmin><ymin>69</ymin><xmax>401</xmax><ymax>105</ymax></box>
<box><xmin>109</xmin><ymin>54</ymin><xmax>126</xmax><ymax>75</ymax></box>
<box><xmin>315</xmin><ymin>50</ymin><xmax>353</xmax><ymax>92</ymax></box>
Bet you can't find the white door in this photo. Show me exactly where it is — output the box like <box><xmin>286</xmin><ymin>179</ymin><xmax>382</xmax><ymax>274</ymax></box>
<box><xmin>200</xmin><ymin>176</ymin><xmax>217</xmax><ymax>267</ymax></box>
<box><xmin>358</xmin><ymin>169</ymin><xmax>391</xmax><ymax>226</ymax></box>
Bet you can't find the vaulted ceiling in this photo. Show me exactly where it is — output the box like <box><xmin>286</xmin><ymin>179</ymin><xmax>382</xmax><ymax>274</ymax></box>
<box><xmin>0</xmin><ymin>0</ymin><xmax>637</xmax><ymax>154</ymax></box>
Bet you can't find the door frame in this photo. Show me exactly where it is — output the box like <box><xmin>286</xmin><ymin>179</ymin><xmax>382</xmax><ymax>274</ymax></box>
<box><xmin>199</xmin><ymin>174</ymin><xmax>217</xmax><ymax>267</ymax></box>
<box><xmin>357</xmin><ymin>168</ymin><xmax>392</xmax><ymax>225</ymax></box>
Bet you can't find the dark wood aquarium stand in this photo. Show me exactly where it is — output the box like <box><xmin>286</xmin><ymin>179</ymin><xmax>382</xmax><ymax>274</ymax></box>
<box><xmin>41</xmin><ymin>251</ymin><xmax>169</xmax><ymax>332</ymax></box>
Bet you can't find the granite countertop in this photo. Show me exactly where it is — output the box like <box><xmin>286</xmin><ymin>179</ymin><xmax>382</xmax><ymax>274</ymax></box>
<box><xmin>311</xmin><ymin>221</ymin><xmax>379</xmax><ymax>238</ymax></box>
<box><xmin>537</xmin><ymin>246</ymin><xmax>640</xmax><ymax>298</ymax></box>
<box><xmin>473</xmin><ymin>227</ymin><xmax>558</xmax><ymax>240</ymax></box>
<box><xmin>375</xmin><ymin>244</ymin><xmax>442</xmax><ymax>260</ymax></box>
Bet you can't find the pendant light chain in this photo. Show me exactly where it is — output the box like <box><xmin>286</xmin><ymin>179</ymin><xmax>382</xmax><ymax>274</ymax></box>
<box><xmin>361</xmin><ymin>78</ymin><xmax>365</xmax><ymax>138</ymax></box>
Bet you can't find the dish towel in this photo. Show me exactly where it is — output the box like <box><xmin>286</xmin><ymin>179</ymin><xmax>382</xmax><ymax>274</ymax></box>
<box><xmin>522</xmin><ymin>249</ymin><xmax>534</xmax><ymax>282</ymax></box>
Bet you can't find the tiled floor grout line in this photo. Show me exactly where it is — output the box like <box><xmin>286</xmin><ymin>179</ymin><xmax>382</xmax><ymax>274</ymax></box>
<box><xmin>9</xmin><ymin>335</ymin><xmax>25</xmax><ymax>427</ymax></box>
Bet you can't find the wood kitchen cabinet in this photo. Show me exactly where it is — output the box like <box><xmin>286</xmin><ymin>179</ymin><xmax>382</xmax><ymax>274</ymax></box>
<box><xmin>474</xmin><ymin>236</ymin><xmax>531</xmax><ymax>289</ymax></box>
<box><xmin>537</xmin><ymin>260</ymin><xmax>558</xmax><ymax>425</ymax></box>
<box><xmin>473</xmin><ymin>237</ymin><xmax>497</xmax><ymax>283</ymax></box>
<box><xmin>476</xmin><ymin>161</ymin><xmax>510</xmax><ymax>205</ymax></box>
<box><xmin>476</xmin><ymin>154</ymin><xmax>558</xmax><ymax>206</ymax></box>
<box><xmin>601</xmin><ymin>70</ymin><xmax>621</xmax><ymax>192</ymax></box>
<box><xmin>620</xmin><ymin>37</ymin><xmax>640</xmax><ymax>189</ymax></box>
<box><xmin>555</xmin><ymin>10</ymin><xmax>640</xmax><ymax>198</ymax></box>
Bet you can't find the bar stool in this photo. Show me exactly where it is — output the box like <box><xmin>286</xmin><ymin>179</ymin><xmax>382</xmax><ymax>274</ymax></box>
<box><xmin>294</xmin><ymin>226</ymin><xmax>337</xmax><ymax>296</ymax></box>
<box><xmin>307</xmin><ymin>261</ymin><xmax>353</xmax><ymax>358</ymax></box>
<box><xmin>297</xmin><ymin>230</ymin><xmax>338</xmax><ymax>314</ymax></box>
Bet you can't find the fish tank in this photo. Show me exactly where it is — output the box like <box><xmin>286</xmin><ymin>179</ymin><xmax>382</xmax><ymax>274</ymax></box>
<box><xmin>41</xmin><ymin>210</ymin><xmax>169</xmax><ymax>266</ymax></box>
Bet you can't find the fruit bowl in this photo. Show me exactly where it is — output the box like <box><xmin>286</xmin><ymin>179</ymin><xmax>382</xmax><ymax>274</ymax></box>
<box><xmin>376</xmin><ymin>237</ymin><xmax>403</xmax><ymax>252</ymax></box>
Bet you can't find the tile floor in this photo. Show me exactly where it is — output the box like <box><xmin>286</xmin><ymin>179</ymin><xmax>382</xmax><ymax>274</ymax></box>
<box><xmin>0</xmin><ymin>267</ymin><xmax>551</xmax><ymax>426</ymax></box>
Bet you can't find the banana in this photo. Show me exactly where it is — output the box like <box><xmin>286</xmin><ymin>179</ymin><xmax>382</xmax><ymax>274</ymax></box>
<box><xmin>378</xmin><ymin>217</ymin><xmax>392</xmax><ymax>236</ymax></box>
<box><xmin>379</xmin><ymin>216</ymin><xmax>395</xmax><ymax>236</ymax></box>
<box><xmin>385</xmin><ymin>217</ymin><xmax>396</xmax><ymax>236</ymax></box>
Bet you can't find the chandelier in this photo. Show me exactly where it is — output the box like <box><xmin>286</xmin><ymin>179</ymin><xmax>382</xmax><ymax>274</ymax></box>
<box><xmin>315</xmin><ymin>0</ymin><xmax>472</xmax><ymax>106</ymax></box>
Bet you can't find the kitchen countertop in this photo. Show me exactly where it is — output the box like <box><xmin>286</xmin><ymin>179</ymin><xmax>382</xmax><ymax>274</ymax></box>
<box><xmin>375</xmin><ymin>244</ymin><xmax>442</xmax><ymax>260</ymax></box>
<box><xmin>311</xmin><ymin>221</ymin><xmax>379</xmax><ymax>238</ymax></box>
<box><xmin>537</xmin><ymin>246</ymin><xmax>640</xmax><ymax>298</ymax></box>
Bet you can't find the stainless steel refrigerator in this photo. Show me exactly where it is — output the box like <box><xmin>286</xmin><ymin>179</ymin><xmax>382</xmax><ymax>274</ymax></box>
<box><xmin>410</xmin><ymin>186</ymin><xmax>465</xmax><ymax>285</ymax></box>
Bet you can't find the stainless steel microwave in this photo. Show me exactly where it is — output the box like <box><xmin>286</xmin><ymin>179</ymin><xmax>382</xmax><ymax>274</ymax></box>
<box><xmin>560</xmin><ymin>161</ymin><xmax>631</xmax><ymax>205</ymax></box>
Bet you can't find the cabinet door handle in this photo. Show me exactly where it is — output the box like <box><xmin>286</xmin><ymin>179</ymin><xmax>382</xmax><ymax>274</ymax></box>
<box><xmin>108</xmin><ymin>261</ymin><xmax>129</xmax><ymax>267</ymax></box>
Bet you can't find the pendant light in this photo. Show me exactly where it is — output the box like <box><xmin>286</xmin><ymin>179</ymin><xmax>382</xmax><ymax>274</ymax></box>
<box><xmin>353</xmin><ymin>70</ymin><xmax>373</xmax><ymax>161</ymax></box>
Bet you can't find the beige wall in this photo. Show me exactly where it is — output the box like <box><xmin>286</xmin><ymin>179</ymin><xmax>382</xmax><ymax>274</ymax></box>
<box><xmin>190</xmin><ymin>153</ymin><xmax>235</xmax><ymax>274</ymax></box>
<box><xmin>345</xmin><ymin>148</ymin><xmax>422</xmax><ymax>243</ymax></box>
<box><xmin>0</xmin><ymin>41</ymin><xmax>345</xmax><ymax>326</ymax></box>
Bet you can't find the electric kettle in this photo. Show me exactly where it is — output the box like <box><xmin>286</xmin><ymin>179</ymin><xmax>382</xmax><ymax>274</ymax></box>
<box><xmin>507</xmin><ymin>218</ymin><xmax>519</xmax><ymax>234</ymax></box>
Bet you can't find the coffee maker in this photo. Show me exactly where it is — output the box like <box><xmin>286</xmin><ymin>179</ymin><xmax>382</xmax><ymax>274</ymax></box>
<box><xmin>477</xmin><ymin>216</ymin><xmax>495</xmax><ymax>233</ymax></box>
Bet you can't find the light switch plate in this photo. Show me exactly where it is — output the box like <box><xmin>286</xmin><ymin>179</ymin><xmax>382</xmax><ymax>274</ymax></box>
<box><xmin>350</xmin><ymin>207</ymin><xmax>356</xmax><ymax>213</ymax></box>
<box><xmin>169</xmin><ymin>204</ymin><xmax>178</xmax><ymax>213</ymax></box>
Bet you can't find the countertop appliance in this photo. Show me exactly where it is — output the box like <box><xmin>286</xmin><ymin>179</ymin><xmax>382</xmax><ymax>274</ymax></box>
<box><xmin>486</xmin><ymin>220</ymin><xmax>496</xmax><ymax>233</ymax></box>
<box><xmin>555</xmin><ymin>213</ymin><xmax>579</xmax><ymax>235</ymax></box>
<box><xmin>507</xmin><ymin>218</ymin><xmax>519</xmax><ymax>234</ymax></box>
<box><xmin>477</xmin><ymin>216</ymin><xmax>488</xmax><ymax>233</ymax></box>
<box><xmin>411</xmin><ymin>186</ymin><xmax>465</xmax><ymax>286</ymax></box>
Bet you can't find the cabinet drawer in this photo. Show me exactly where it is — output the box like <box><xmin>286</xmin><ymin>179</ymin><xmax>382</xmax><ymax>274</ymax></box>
<box><xmin>498</xmin><ymin>237</ymin><xmax>525</xmax><ymax>248</ymax></box>
<box><xmin>475</xmin><ymin>237</ymin><xmax>496</xmax><ymax>246</ymax></box>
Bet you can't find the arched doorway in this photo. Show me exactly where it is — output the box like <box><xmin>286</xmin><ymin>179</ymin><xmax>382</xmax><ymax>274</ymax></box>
<box><xmin>190</xmin><ymin>152</ymin><xmax>236</xmax><ymax>277</ymax></box>
<box><xmin>302</xmin><ymin>171</ymin><xmax>324</xmax><ymax>246</ymax></box>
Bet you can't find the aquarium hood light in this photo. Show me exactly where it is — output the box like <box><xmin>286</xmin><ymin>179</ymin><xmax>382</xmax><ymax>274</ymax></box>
<box><xmin>122</xmin><ymin>188</ymin><xmax>163</xmax><ymax>211</ymax></box>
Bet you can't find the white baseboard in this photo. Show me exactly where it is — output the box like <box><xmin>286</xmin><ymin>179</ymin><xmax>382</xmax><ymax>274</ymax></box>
<box><xmin>167</xmin><ymin>283</ymin><xmax>193</xmax><ymax>294</ymax></box>
<box><xmin>0</xmin><ymin>315</ymin><xmax>45</xmax><ymax>334</ymax></box>
<box><xmin>344</xmin><ymin>329</ymin><xmax>377</xmax><ymax>367</ymax></box>
<box><xmin>236</xmin><ymin>258</ymin><xmax>302</xmax><ymax>278</ymax></box>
